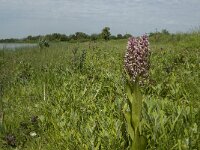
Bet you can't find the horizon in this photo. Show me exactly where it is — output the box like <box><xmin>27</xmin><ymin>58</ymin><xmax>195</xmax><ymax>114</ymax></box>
<box><xmin>0</xmin><ymin>28</ymin><xmax>198</xmax><ymax>40</ymax></box>
<box><xmin>1</xmin><ymin>0</ymin><xmax>200</xmax><ymax>39</ymax></box>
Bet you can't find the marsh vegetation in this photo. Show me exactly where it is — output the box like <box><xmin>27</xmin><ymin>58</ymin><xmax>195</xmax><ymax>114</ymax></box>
<box><xmin>0</xmin><ymin>32</ymin><xmax>200</xmax><ymax>149</ymax></box>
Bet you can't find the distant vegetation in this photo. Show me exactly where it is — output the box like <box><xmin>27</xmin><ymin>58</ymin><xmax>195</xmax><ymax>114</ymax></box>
<box><xmin>0</xmin><ymin>27</ymin><xmax>133</xmax><ymax>43</ymax></box>
<box><xmin>1</xmin><ymin>27</ymin><xmax>199</xmax><ymax>45</ymax></box>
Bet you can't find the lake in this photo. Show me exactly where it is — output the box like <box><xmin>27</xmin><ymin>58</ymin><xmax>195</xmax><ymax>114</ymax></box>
<box><xmin>0</xmin><ymin>43</ymin><xmax>37</xmax><ymax>50</ymax></box>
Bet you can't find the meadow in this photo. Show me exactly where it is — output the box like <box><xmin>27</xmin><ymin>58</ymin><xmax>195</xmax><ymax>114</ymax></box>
<box><xmin>0</xmin><ymin>33</ymin><xmax>200</xmax><ymax>149</ymax></box>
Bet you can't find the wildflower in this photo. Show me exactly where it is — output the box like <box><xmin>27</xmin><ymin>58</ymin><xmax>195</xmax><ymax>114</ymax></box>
<box><xmin>31</xmin><ymin>116</ymin><xmax>38</xmax><ymax>124</ymax></box>
<box><xmin>124</xmin><ymin>35</ymin><xmax>150</xmax><ymax>83</ymax></box>
<box><xmin>123</xmin><ymin>34</ymin><xmax>149</xmax><ymax>150</ymax></box>
<box><xmin>4</xmin><ymin>134</ymin><xmax>16</xmax><ymax>147</ymax></box>
<box><xmin>30</xmin><ymin>131</ymin><xmax>37</xmax><ymax>137</ymax></box>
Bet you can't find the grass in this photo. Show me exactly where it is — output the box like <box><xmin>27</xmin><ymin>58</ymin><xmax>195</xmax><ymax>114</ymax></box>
<box><xmin>0</xmin><ymin>33</ymin><xmax>200</xmax><ymax>149</ymax></box>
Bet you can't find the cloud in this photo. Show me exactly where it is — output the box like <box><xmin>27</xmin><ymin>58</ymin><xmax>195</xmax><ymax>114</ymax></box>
<box><xmin>0</xmin><ymin>0</ymin><xmax>200</xmax><ymax>38</ymax></box>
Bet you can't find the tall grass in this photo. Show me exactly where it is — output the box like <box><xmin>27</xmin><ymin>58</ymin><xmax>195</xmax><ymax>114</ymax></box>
<box><xmin>0</xmin><ymin>33</ymin><xmax>199</xmax><ymax>149</ymax></box>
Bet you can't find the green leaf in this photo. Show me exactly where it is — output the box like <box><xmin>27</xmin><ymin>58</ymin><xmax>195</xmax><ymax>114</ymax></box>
<box><xmin>131</xmin><ymin>82</ymin><xmax>142</xmax><ymax>129</ymax></box>
<box><xmin>131</xmin><ymin>131</ymin><xmax>147</xmax><ymax>150</ymax></box>
<box><xmin>123</xmin><ymin>110</ymin><xmax>135</xmax><ymax>140</ymax></box>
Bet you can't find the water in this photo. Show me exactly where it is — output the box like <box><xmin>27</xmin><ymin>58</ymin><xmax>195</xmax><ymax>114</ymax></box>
<box><xmin>0</xmin><ymin>43</ymin><xmax>37</xmax><ymax>50</ymax></box>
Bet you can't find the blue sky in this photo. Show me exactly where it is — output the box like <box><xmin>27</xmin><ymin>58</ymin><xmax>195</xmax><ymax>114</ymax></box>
<box><xmin>0</xmin><ymin>0</ymin><xmax>200</xmax><ymax>38</ymax></box>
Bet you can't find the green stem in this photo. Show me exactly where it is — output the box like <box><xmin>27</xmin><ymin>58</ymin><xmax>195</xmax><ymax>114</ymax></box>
<box><xmin>124</xmin><ymin>79</ymin><xmax>147</xmax><ymax>150</ymax></box>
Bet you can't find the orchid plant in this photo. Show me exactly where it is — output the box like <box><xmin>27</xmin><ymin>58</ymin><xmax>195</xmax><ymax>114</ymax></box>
<box><xmin>123</xmin><ymin>35</ymin><xmax>150</xmax><ymax>150</ymax></box>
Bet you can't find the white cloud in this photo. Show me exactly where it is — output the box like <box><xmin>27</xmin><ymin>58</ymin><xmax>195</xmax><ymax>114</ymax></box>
<box><xmin>0</xmin><ymin>0</ymin><xmax>200</xmax><ymax>38</ymax></box>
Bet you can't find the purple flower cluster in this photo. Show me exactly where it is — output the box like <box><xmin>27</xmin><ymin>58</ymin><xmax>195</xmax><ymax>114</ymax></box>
<box><xmin>124</xmin><ymin>35</ymin><xmax>150</xmax><ymax>82</ymax></box>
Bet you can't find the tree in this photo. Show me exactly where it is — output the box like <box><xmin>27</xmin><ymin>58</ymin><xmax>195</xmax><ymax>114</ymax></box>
<box><xmin>69</xmin><ymin>34</ymin><xmax>77</xmax><ymax>41</ymax></box>
<box><xmin>60</xmin><ymin>34</ymin><xmax>69</xmax><ymax>41</ymax></box>
<box><xmin>123</xmin><ymin>34</ymin><xmax>132</xmax><ymax>39</ymax></box>
<box><xmin>117</xmin><ymin>34</ymin><xmax>123</xmax><ymax>39</ymax></box>
<box><xmin>90</xmin><ymin>33</ymin><xmax>99</xmax><ymax>41</ymax></box>
<box><xmin>110</xmin><ymin>35</ymin><xmax>117</xmax><ymax>40</ymax></box>
<box><xmin>75</xmin><ymin>32</ymin><xmax>89</xmax><ymax>40</ymax></box>
<box><xmin>161</xmin><ymin>29</ymin><xmax>170</xmax><ymax>35</ymax></box>
<box><xmin>101</xmin><ymin>27</ymin><xmax>111</xmax><ymax>40</ymax></box>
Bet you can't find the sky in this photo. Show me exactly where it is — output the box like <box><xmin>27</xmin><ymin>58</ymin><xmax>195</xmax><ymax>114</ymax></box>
<box><xmin>0</xmin><ymin>0</ymin><xmax>200</xmax><ymax>38</ymax></box>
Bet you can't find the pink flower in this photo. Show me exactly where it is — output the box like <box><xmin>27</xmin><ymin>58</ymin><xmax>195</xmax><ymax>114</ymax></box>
<box><xmin>124</xmin><ymin>34</ymin><xmax>150</xmax><ymax>82</ymax></box>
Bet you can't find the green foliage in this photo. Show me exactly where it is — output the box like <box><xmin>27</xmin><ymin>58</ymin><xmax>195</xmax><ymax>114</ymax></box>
<box><xmin>101</xmin><ymin>27</ymin><xmax>111</xmax><ymax>41</ymax></box>
<box><xmin>123</xmin><ymin>34</ymin><xmax>132</xmax><ymax>39</ymax></box>
<box><xmin>161</xmin><ymin>29</ymin><xmax>170</xmax><ymax>35</ymax></box>
<box><xmin>44</xmin><ymin>33</ymin><xmax>69</xmax><ymax>42</ymax></box>
<box><xmin>123</xmin><ymin>80</ymin><xmax>147</xmax><ymax>150</ymax></box>
<box><xmin>0</xmin><ymin>33</ymin><xmax>200</xmax><ymax>149</ymax></box>
<box><xmin>75</xmin><ymin>32</ymin><xmax>89</xmax><ymax>40</ymax></box>
<box><xmin>90</xmin><ymin>34</ymin><xmax>99</xmax><ymax>41</ymax></box>
<box><xmin>117</xmin><ymin>34</ymin><xmax>123</xmax><ymax>39</ymax></box>
<box><xmin>0</xmin><ymin>28</ymin><xmax>133</xmax><ymax>43</ymax></box>
<box><xmin>38</xmin><ymin>38</ymin><xmax>49</xmax><ymax>48</ymax></box>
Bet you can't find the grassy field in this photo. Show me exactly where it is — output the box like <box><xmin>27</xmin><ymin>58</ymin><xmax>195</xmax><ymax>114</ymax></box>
<box><xmin>0</xmin><ymin>33</ymin><xmax>200</xmax><ymax>149</ymax></box>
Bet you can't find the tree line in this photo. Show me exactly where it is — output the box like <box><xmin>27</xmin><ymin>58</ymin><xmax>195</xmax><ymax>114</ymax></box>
<box><xmin>0</xmin><ymin>27</ymin><xmax>132</xmax><ymax>43</ymax></box>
